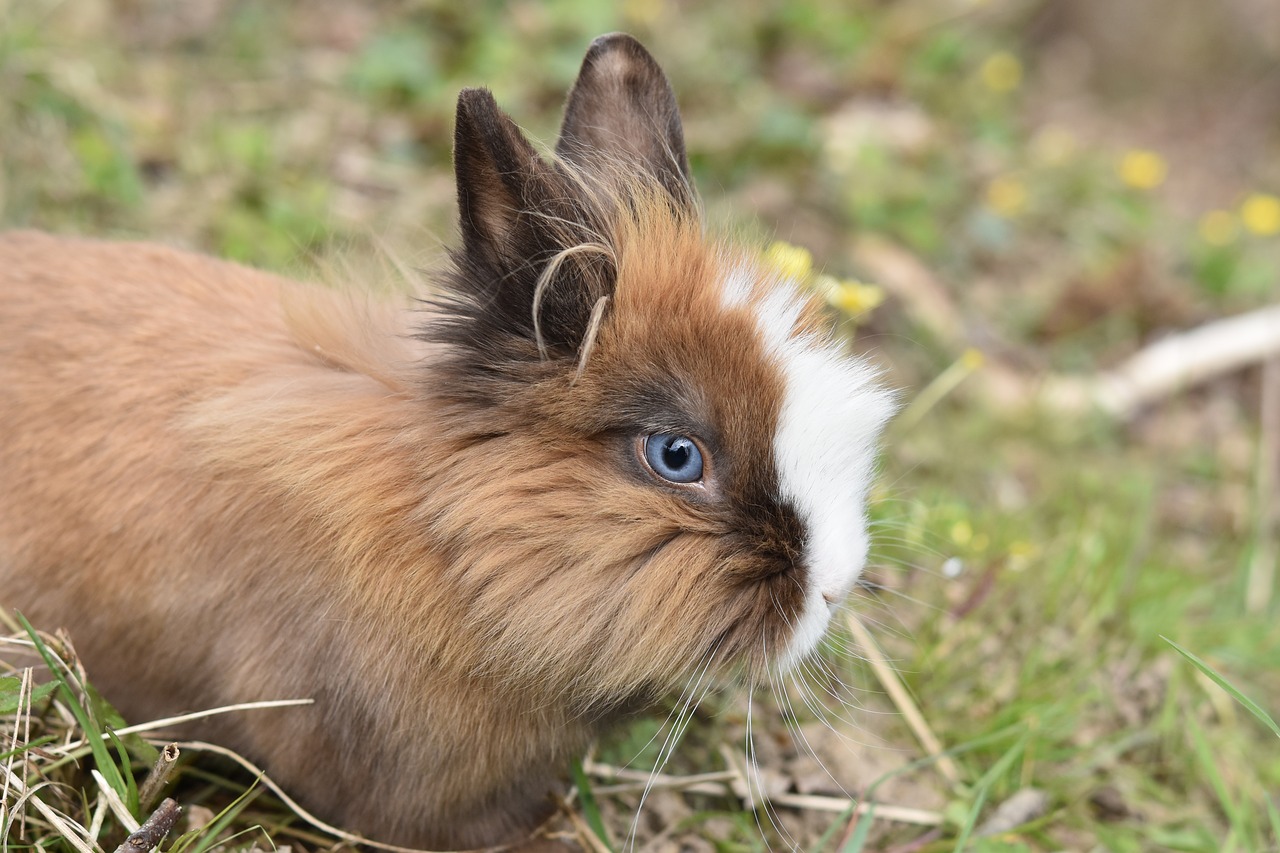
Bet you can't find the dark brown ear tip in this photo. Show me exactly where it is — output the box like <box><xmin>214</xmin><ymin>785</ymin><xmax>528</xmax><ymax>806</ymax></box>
<box><xmin>454</xmin><ymin>88</ymin><xmax>516</xmax><ymax>149</ymax></box>
<box><xmin>455</xmin><ymin>87</ymin><xmax>498</xmax><ymax>120</ymax></box>
<box><xmin>583</xmin><ymin>32</ymin><xmax>661</xmax><ymax>69</ymax></box>
<box><xmin>586</xmin><ymin>32</ymin><xmax>644</xmax><ymax>52</ymax></box>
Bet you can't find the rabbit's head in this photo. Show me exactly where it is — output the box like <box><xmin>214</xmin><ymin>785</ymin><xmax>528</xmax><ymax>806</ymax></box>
<box><xmin>419</xmin><ymin>34</ymin><xmax>895</xmax><ymax>713</ymax></box>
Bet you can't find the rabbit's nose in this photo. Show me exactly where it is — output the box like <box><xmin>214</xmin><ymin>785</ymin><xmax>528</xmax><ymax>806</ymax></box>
<box><xmin>822</xmin><ymin>591</ymin><xmax>838</xmax><ymax>606</ymax></box>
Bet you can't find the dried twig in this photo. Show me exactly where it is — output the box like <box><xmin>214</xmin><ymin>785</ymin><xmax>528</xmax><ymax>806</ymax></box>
<box><xmin>584</xmin><ymin>762</ymin><xmax>738</xmax><ymax>795</ymax></box>
<box><xmin>0</xmin><ymin>765</ymin><xmax>96</xmax><ymax>853</ymax></box>
<box><xmin>717</xmin><ymin>744</ymin><xmax>772</xmax><ymax>810</ymax></box>
<box><xmin>844</xmin><ymin>615</ymin><xmax>962</xmax><ymax>787</ymax></box>
<box><xmin>1044</xmin><ymin>304</ymin><xmax>1280</xmax><ymax>418</ymax></box>
<box><xmin>169</xmin><ymin>741</ymin><xmax>493</xmax><ymax>853</ymax></box>
<box><xmin>851</xmin><ymin>236</ymin><xmax>1027</xmax><ymax>406</ymax></box>
<box><xmin>852</xmin><ymin>236</ymin><xmax>965</xmax><ymax>347</ymax></box>
<box><xmin>974</xmin><ymin>788</ymin><xmax>1050</xmax><ymax>837</ymax></box>
<box><xmin>137</xmin><ymin>744</ymin><xmax>181</xmax><ymax>812</ymax></box>
<box><xmin>54</xmin><ymin>699</ymin><xmax>314</xmax><ymax>755</ymax></box>
<box><xmin>1247</xmin><ymin>357</ymin><xmax>1280</xmax><ymax>613</ymax></box>
<box><xmin>91</xmin><ymin>769</ymin><xmax>140</xmax><ymax>832</ymax></box>
<box><xmin>564</xmin><ymin>809</ymin><xmax>612</xmax><ymax>853</ymax></box>
<box><xmin>767</xmin><ymin>793</ymin><xmax>942</xmax><ymax>824</ymax></box>
<box><xmin>113</xmin><ymin>798</ymin><xmax>181</xmax><ymax>853</ymax></box>
<box><xmin>856</xmin><ymin>235</ymin><xmax>1280</xmax><ymax>421</ymax></box>
<box><xmin>583</xmin><ymin>760</ymin><xmax>944</xmax><ymax>827</ymax></box>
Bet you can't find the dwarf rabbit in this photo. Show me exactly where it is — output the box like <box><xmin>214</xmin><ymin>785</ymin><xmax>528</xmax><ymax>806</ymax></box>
<box><xmin>0</xmin><ymin>34</ymin><xmax>894</xmax><ymax>848</ymax></box>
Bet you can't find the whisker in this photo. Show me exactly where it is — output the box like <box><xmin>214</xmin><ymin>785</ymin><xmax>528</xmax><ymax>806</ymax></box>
<box><xmin>793</xmin><ymin>655</ymin><xmax>883</xmax><ymax>729</ymax></box>
<box><xmin>626</xmin><ymin>638</ymin><xmax>723</xmax><ymax>851</ymax></box>
<box><xmin>775</xmin><ymin>667</ymin><xmax>856</xmax><ymax>803</ymax></box>
<box><xmin>752</xmin><ymin>599</ymin><xmax>803</xmax><ymax>850</ymax></box>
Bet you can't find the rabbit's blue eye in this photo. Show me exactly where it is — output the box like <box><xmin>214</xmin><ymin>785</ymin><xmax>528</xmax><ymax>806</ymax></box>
<box><xmin>643</xmin><ymin>433</ymin><xmax>704</xmax><ymax>484</ymax></box>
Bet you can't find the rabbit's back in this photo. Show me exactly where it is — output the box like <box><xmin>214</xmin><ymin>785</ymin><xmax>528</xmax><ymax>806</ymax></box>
<box><xmin>0</xmin><ymin>231</ymin><xmax>586</xmax><ymax>847</ymax></box>
<box><xmin>0</xmin><ymin>229</ymin><xmax>330</xmax><ymax>709</ymax></box>
<box><xmin>0</xmin><ymin>231</ymin><xmax>555</xmax><ymax>846</ymax></box>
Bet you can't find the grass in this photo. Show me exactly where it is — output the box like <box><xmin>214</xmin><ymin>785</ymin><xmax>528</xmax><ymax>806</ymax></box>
<box><xmin>1165</xmin><ymin>638</ymin><xmax>1280</xmax><ymax>741</ymax></box>
<box><xmin>2</xmin><ymin>0</ymin><xmax>1279</xmax><ymax>850</ymax></box>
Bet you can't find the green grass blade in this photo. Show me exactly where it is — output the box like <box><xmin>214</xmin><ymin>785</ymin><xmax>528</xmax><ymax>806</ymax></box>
<box><xmin>812</xmin><ymin>803</ymin><xmax>855</xmax><ymax>852</ymax></box>
<box><xmin>839</xmin><ymin>802</ymin><xmax>875</xmax><ymax>853</ymax></box>
<box><xmin>0</xmin><ymin>677</ymin><xmax>57</xmax><ymax>714</ymax></box>
<box><xmin>168</xmin><ymin>784</ymin><xmax>263</xmax><ymax>853</ymax></box>
<box><xmin>16</xmin><ymin>612</ymin><xmax>129</xmax><ymax>802</ymax></box>
<box><xmin>1163</xmin><ymin>637</ymin><xmax>1280</xmax><ymax>739</ymax></box>
<box><xmin>190</xmin><ymin>790</ymin><xmax>264</xmax><ymax>853</ymax></box>
<box><xmin>107</xmin><ymin>729</ymin><xmax>141</xmax><ymax>816</ymax></box>
<box><xmin>0</xmin><ymin>735</ymin><xmax>57</xmax><ymax>763</ymax></box>
<box><xmin>1185</xmin><ymin>713</ymin><xmax>1247</xmax><ymax>838</ymax></box>
<box><xmin>952</xmin><ymin>732</ymin><xmax>1029</xmax><ymax>853</ymax></box>
<box><xmin>813</xmin><ymin>724</ymin><xmax>1027</xmax><ymax>852</ymax></box>
<box><xmin>571</xmin><ymin>759</ymin><xmax>615</xmax><ymax>852</ymax></box>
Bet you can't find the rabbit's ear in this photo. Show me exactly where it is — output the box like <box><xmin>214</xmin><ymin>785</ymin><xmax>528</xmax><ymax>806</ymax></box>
<box><xmin>556</xmin><ymin>34</ymin><xmax>693</xmax><ymax>208</ymax></box>
<box><xmin>446</xmin><ymin>88</ymin><xmax>613</xmax><ymax>371</ymax></box>
<box><xmin>454</xmin><ymin>87</ymin><xmax>560</xmax><ymax>270</ymax></box>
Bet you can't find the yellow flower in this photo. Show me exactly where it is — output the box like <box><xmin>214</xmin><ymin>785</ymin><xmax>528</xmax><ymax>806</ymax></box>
<box><xmin>950</xmin><ymin>520</ymin><xmax>973</xmax><ymax>546</ymax></box>
<box><xmin>819</xmin><ymin>275</ymin><xmax>885</xmax><ymax>316</ymax></box>
<box><xmin>764</xmin><ymin>245</ymin><xmax>884</xmax><ymax>322</ymax></box>
<box><xmin>1118</xmin><ymin>149</ymin><xmax>1167</xmax><ymax>190</ymax></box>
<box><xmin>961</xmin><ymin>348</ymin><xmax>985</xmax><ymax>370</ymax></box>
<box><xmin>1240</xmin><ymin>193</ymin><xmax>1280</xmax><ymax>236</ymax></box>
<box><xmin>1198</xmin><ymin>210</ymin><xmax>1238</xmax><ymax>246</ymax></box>
<box><xmin>980</xmin><ymin>52</ymin><xmax>1022</xmax><ymax>93</ymax></box>
<box><xmin>1008</xmin><ymin>540</ymin><xmax>1040</xmax><ymax>571</ymax></box>
<box><xmin>986</xmin><ymin>175</ymin><xmax>1027</xmax><ymax>217</ymax></box>
<box><xmin>1008</xmin><ymin>541</ymin><xmax>1038</xmax><ymax>558</ymax></box>
<box><xmin>764</xmin><ymin>241</ymin><xmax>814</xmax><ymax>281</ymax></box>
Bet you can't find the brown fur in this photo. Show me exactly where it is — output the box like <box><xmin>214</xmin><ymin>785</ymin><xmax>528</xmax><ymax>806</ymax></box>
<box><xmin>0</xmin><ymin>35</ymin><xmax>843</xmax><ymax>847</ymax></box>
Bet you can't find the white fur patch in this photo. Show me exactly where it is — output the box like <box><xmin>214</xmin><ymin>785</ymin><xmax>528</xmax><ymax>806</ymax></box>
<box><xmin>732</xmin><ymin>275</ymin><xmax>896</xmax><ymax>671</ymax></box>
<box><xmin>720</xmin><ymin>266</ymin><xmax>754</xmax><ymax>308</ymax></box>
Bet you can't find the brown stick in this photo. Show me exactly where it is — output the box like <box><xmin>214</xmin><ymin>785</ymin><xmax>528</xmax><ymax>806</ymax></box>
<box><xmin>844</xmin><ymin>614</ymin><xmax>963</xmax><ymax>788</ymax></box>
<box><xmin>1044</xmin><ymin>304</ymin><xmax>1280</xmax><ymax>418</ymax></box>
<box><xmin>857</xmin><ymin>235</ymin><xmax>1280</xmax><ymax>421</ymax></box>
<box><xmin>584</xmin><ymin>760</ymin><xmax>944</xmax><ymax>826</ymax></box>
<box><xmin>137</xmin><ymin>743</ymin><xmax>181</xmax><ymax>812</ymax></box>
<box><xmin>113</xmin><ymin>798</ymin><xmax>181</xmax><ymax>853</ymax></box>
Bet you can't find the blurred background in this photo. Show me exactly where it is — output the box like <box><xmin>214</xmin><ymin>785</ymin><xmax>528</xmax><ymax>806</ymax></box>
<box><xmin>2</xmin><ymin>1</ymin><xmax>1278</xmax><ymax>850</ymax></box>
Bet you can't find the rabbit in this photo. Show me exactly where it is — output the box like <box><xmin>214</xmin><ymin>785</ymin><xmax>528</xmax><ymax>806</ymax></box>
<box><xmin>0</xmin><ymin>33</ymin><xmax>895</xmax><ymax>849</ymax></box>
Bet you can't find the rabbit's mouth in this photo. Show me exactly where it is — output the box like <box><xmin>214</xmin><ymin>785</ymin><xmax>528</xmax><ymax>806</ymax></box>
<box><xmin>775</xmin><ymin>542</ymin><xmax>870</xmax><ymax>674</ymax></box>
<box><xmin>774</xmin><ymin>587</ymin><xmax>835</xmax><ymax>674</ymax></box>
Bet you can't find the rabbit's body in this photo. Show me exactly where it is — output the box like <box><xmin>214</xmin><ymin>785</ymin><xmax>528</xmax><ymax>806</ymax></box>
<box><xmin>0</xmin><ymin>231</ymin><xmax>569</xmax><ymax>844</ymax></box>
<box><xmin>0</xmin><ymin>36</ymin><xmax>893</xmax><ymax>847</ymax></box>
